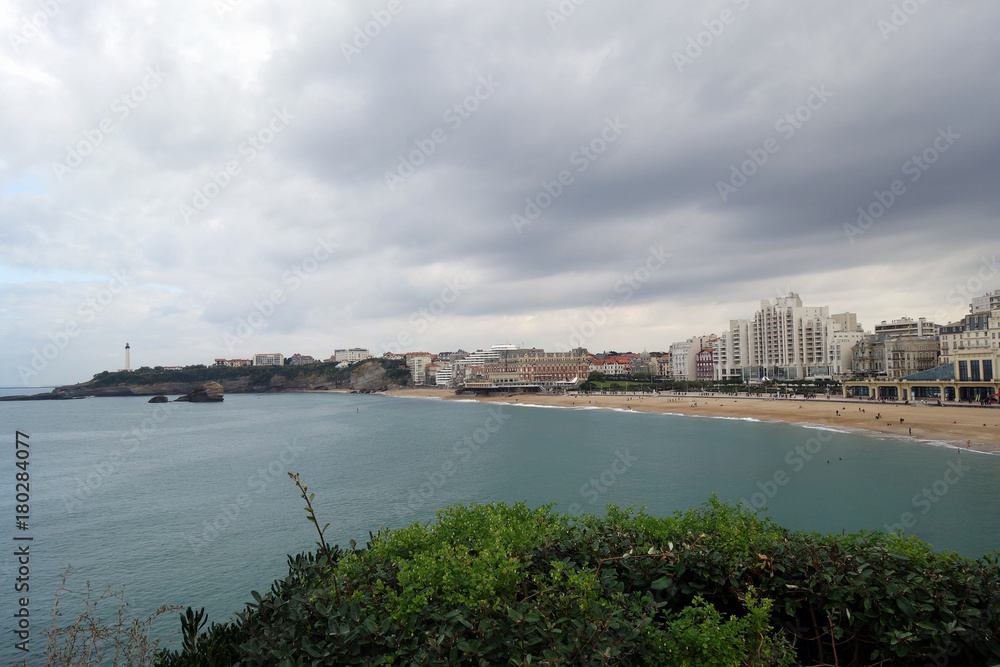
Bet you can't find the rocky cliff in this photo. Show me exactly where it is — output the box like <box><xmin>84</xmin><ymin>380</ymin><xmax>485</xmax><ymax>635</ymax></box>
<box><xmin>349</xmin><ymin>361</ymin><xmax>392</xmax><ymax>392</ymax></box>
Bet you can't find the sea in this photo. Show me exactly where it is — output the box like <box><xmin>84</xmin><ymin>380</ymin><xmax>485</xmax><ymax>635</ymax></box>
<box><xmin>1</xmin><ymin>389</ymin><xmax>999</xmax><ymax>663</ymax></box>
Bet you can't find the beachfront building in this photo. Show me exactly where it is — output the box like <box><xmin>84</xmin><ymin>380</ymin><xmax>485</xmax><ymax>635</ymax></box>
<box><xmin>462</xmin><ymin>347</ymin><xmax>590</xmax><ymax>391</ymax></box>
<box><xmin>885</xmin><ymin>337</ymin><xmax>940</xmax><ymax>379</ymax></box>
<box><xmin>939</xmin><ymin>312</ymin><xmax>997</xmax><ymax>365</ymax></box>
<box><xmin>670</xmin><ymin>336</ymin><xmax>715</xmax><ymax>381</ymax></box>
<box><xmin>938</xmin><ymin>320</ymin><xmax>965</xmax><ymax>366</ymax></box>
<box><xmin>405</xmin><ymin>352</ymin><xmax>433</xmax><ymax>385</ymax></box>
<box><xmin>253</xmin><ymin>353</ymin><xmax>284</xmax><ymax>366</ymax></box>
<box><xmin>435</xmin><ymin>363</ymin><xmax>453</xmax><ymax>387</ymax></box>
<box><xmin>829</xmin><ymin>330</ymin><xmax>867</xmax><ymax>378</ymax></box>
<box><xmin>590</xmin><ymin>354</ymin><xmax>634</xmax><ymax>377</ymax></box>
<box><xmin>735</xmin><ymin>293</ymin><xmax>861</xmax><ymax>382</ymax></box>
<box><xmin>656</xmin><ymin>354</ymin><xmax>672</xmax><ymax>379</ymax></box>
<box><xmin>843</xmin><ymin>345</ymin><xmax>1000</xmax><ymax>402</ymax></box>
<box><xmin>716</xmin><ymin>319</ymin><xmax>751</xmax><ymax>381</ymax></box>
<box><xmin>695</xmin><ymin>347</ymin><xmax>716</xmax><ymax>381</ymax></box>
<box><xmin>450</xmin><ymin>345</ymin><xmax>519</xmax><ymax>385</ymax></box>
<box><xmin>848</xmin><ymin>335</ymin><xmax>939</xmax><ymax>381</ymax></box>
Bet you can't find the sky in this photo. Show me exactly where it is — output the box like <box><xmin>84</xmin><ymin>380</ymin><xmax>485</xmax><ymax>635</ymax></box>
<box><xmin>1</xmin><ymin>0</ymin><xmax>999</xmax><ymax>387</ymax></box>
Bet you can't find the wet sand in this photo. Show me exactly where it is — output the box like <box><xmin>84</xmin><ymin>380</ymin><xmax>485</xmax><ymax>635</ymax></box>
<box><xmin>381</xmin><ymin>388</ymin><xmax>1000</xmax><ymax>454</ymax></box>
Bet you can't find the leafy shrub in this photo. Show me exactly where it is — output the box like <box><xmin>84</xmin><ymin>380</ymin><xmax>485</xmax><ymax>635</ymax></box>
<box><xmin>152</xmin><ymin>496</ymin><xmax>1000</xmax><ymax>666</ymax></box>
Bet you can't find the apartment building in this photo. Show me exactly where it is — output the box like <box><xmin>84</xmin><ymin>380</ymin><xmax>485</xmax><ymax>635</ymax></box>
<box><xmin>334</xmin><ymin>348</ymin><xmax>371</xmax><ymax>364</ymax></box>
<box><xmin>874</xmin><ymin>317</ymin><xmax>939</xmax><ymax>339</ymax></box>
<box><xmin>405</xmin><ymin>352</ymin><xmax>433</xmax><ymax>385</ymax></box>
<box><xmin>252</xmin><ymin>353</ymin><xmax>284</xmax><ymax>366</ymax></box>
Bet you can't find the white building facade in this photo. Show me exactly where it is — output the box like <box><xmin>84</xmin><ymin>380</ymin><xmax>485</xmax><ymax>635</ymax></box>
<box><xmin>253</xmin><ymin>353</ymin><xmax>284</xmax><ymax>366</ymax></box>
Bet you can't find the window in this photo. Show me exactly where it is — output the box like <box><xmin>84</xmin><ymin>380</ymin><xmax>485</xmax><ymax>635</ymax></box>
<box><xmin>971</xmin><ymin>361</ymin><xmax>981</xmax><ymax>381</ymax></box>
<box><xmin>984</xmin><ymin>360</ymin><xmax>994</xmax><ymax>382</ymax></box>
<box><xmin>959</xmin><ymin>361</ymin><xmax>969</xmax><ymax>381</ymax></box>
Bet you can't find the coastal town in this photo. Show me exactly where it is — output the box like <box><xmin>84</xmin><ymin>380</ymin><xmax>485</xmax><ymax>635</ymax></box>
<box><xmin>209</xmin><ymin>290</ymin><xmax>1000</xmax><ymax>405</ymax></box>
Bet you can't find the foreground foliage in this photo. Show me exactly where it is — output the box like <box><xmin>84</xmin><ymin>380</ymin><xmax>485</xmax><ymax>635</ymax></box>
<box><xmin>155</xmin><ymin>496</ymin><xmax>1000</xmax><ymax>666</ymax></box>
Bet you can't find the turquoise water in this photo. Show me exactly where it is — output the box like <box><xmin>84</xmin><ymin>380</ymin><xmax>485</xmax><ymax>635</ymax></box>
<box><xmin>1</xmin><ymin>391</ymin><xmax>998</xmax><ymax>663</ymax></box>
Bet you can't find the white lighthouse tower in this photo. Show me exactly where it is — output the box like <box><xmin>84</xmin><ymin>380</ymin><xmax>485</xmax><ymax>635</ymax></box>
<box><xmin>125</xmin><ymin>342</ymin><xmax>131</xmax><ymax>372</ymax></box>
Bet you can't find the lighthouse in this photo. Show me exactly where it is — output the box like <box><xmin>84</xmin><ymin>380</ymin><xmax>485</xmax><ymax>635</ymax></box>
<box><xmin>125</xmin><ymin>342</ymin><xmax>131</xmax><ymax>372</ymax></box>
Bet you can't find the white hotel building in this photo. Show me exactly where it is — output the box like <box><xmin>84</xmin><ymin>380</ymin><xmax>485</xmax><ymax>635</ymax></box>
<box><xmin>715</xmin><ymin>293</ymin><xmax>862</xmax><ymax>381</ymax></box>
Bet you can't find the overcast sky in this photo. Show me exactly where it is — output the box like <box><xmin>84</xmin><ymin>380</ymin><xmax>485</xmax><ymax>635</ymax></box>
<box><xmin>2</xmin><ymin>0</ymin><xmax>999</xmax><ymax>386</ymax></box>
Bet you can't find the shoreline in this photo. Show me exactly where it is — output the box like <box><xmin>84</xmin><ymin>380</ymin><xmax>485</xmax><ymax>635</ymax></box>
<box><xmin>381</xmin><ymin>388</ymin><xmax>1000</xmax><ymax>455</ymax></box>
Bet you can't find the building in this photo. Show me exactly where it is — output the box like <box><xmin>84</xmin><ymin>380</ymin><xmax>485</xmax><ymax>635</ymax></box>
<box><xmin>629</xmin><ymin>351</ymin><xmax>659</xmax><ymax>376</ymax></box>
<box><xmin>716</xmin><ymin>320</ymin><xmax>751</xmax><ymax>381</ymax></box>
<box><xmin>670</xmin><ymin>336</ymin><xmax>715</xmax><ymax>381</ymax></box>
<box><xmin>334</xmin><ymin>348</ymin><xmax>371</xmax><ymax>364</ymax></box>
<box><xmin>253</xmin><ymin>353</ymin><xmax>284</xmax><ymax>367</ymax></box>
<box><xmin>939</xmin><ymin>312</ymin><xmax>998</xmax><ymax>365</ymax></box>
<box><xmin>831</xmin><ymin>313</ymin><xmax>863</xmax><ymax>333</ymax></box>
<box><xmin>286</xmin><ymin>353</ymin><xmax>316</xmax><ymax>365</ymax></box>
<box><xmin>874</xmin><ymin>317</ymin><xmax>939</xmax><ymax>339</ymax></box>
<box><xmin>970</xmin><ymin>290</ymin><xmax>1000</xmax><ymax>314</ymax></box>
<box><xmin>405</xmin><ymin>353</ymin><xmax>433</xmax><ymax>385</ymax></box>
<box><xmin>884</xmin><ymin>337</ymin><xmax>940</xmax><ymax>379</ymax></box>
<box><xmin>435</xmin><ymin>363</ymin><xmax>454</xmax><ymax>387</ymax></box>
<box><xmin>657</xmin><ymin>354</ymin><xmax>672</xmax><ymax>379</ymax></box>
<box><xmin>848</xmin><ymin>335</ymin><xmax>939</xmax><ymax>380</ymax></box>
<box><xmin>844</xmin><ymin>345</ymin><xmax>1000</xmax><ymax>402</ymax></box>
<box><xmin>589</xmin><ymin>354</ymin><xmax>634</xmax><ymax>377</ymax></box>
<box><xmin>828</xmin><ymin>330</ymin><xmax>867</xmax><ymax>378</ymax></box>
<box><xmin>475</xmin><ymin>347</ymin><xmax>590</xmax><ymax>389</ymax></box>
<box><xmin>938</xmin><ymin>320</ymin><xmax>964</xmax><ymax>366</ymax></box>
<box><xmin>741</xmin><ymin>293</ymin><xmax>862</xmax><ymax>381</ymax></box>
<box><xmin>452</xmin><ymin>345</ymin><xmax>520</xmax><ymax>384</ymax></box>
<box><xmin>695</xmin><ymin>347</ymin><xmax>715</xmax><ymax>381</ymax></box>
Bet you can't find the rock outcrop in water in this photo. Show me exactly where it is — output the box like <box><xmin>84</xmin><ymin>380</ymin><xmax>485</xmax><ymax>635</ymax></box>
<box><xmin>174</xmin><ymin>381</ymin><xmax>224</xmax><ymax>402</ymax></box>
<box><xmin>148</xmin><ymin>395</ymin><xmax>169</xmax><ymax>403</ymax></box>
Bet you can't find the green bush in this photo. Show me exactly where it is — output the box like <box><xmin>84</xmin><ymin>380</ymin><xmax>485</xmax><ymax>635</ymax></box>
<box><xmin>152</xmin><ymin>496</ymin><xmax>999</xmax><ymax>666</ymax></box>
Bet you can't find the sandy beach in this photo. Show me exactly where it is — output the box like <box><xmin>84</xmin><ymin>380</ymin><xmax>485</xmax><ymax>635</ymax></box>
<box><xmin>382</xmin><ymin>388</ymin><xmax>1000</xmax><ymax>455</ymax></box>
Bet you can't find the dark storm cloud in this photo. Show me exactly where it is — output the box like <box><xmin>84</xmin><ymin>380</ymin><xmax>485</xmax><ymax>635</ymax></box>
<box><xmin>1</xmin><ymin>0</ymin><xmax>998</xmax><ymax>384</ymax></box>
